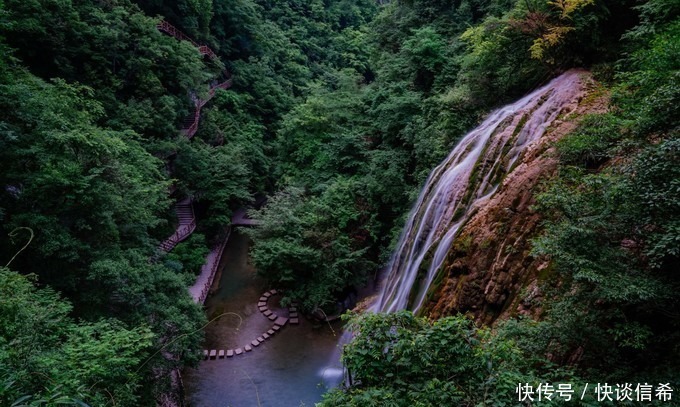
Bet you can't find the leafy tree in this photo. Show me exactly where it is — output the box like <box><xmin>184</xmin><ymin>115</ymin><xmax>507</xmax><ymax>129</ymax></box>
<box><xmin>247</xmin><ymin>183</ymin><xmax>376</xmax><ymax>312</ymax></box>
<box><xmin>165</xmin><ymin>233</ymin><xmax>210</xmax><ymax>279</ymax></box>
<box><xmin>322</xmin><ymin>312</ymin><xmax>567</xmax><ymax>407</ymax></box>
<box><xmin>0</xmin><ymin>267</ymin><xmax>153</xmax><ymax>406</ymax></box>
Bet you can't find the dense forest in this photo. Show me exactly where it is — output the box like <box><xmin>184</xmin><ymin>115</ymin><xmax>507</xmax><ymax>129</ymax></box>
<box><xmin>0</xmin><ymin>0</ymin><xmax>677</xmax><ymax>405</ymax></box>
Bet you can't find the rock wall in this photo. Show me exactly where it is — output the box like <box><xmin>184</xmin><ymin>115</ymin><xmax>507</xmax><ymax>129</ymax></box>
<box><xmin>423</xmin><ymin>72</ymin><xmax>608</xmax><ymax>325</ymax></box>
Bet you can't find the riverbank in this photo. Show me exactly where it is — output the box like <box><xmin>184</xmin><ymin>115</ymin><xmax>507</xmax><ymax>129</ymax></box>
<box><xmin>183</xmin><ymin>230</ymin><xmax>343</xmax><ymax>406</ymax></box>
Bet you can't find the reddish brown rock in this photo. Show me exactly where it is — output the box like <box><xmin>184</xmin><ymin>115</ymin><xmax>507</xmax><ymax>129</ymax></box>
<box><xmin>425</xmin><ymin>73</ymin><xmax>609</xmax><ymax>326</ymax></box>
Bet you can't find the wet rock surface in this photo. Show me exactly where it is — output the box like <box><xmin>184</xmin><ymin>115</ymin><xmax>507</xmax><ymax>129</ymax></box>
<box><xmin>424</xmin><ymin>73</ymin><xmax>609</xmax><ymax>324</ymax></box>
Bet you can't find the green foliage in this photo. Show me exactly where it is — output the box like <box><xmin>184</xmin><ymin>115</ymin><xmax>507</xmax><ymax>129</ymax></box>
<box><xmin>0</xmin><ymin>67</ymin><xmax>170</xmax><ymax>272</ymax></box>
<box><xmin>525</xmin><ymin>16</ymin><xmax>680</xmax><ymax>382</ymax></box>
<box><xmin>322</xmin><ymin>312</ymin><xmax>565</xmax><ymax>407</ymax></box>
<box><xmin>0</xmin><ymin>19</ymin><xmax>207</xmax><ymax>402</ymax></box>
<box><xmin>134</xmin><ymin>0</ymin><xmax>214</xmax><ymax>39</ymax></box>
<box><xmin>556</xmin><ymin>113</ymin><xmax>624</xmax><ymax>167</ymax></box>
<box><xmin>165</xmin><ymin>233</ymin><xmax>210</xmax><ymax>278</ymax></box>
<box><xmin>246</xmin><ymin>184</ymin><xmax>376</xmax><ymax>312</ymax></box>
<box><xmin>1</xmin><ymin>0</ymin><xmax>677</xmax><ymax>404</ymax></box>
<box><xmin>531</xmin><ymin>135</ymin><xmax>680</xmax><ymax>375</ymax></box>
<box><xmin>632</xmin><ymin>137</ymin><xmax>680</xmax><ymax>268</ymax></box>
<box><xmin>276</xmin><ymin>70</ymin><xmax>368</xmax><ymax>184</ymax></box>
<box><xmin>0</xmin><ymin>268</ymin><xmax>153</xmax><ymax>406</ymax></box>
<box><xmin>1</xmin><ymin>0</ymin><xmax>214</xmax><ymax>139</ymax></box>
<box><xmin>319</xmin><ymin>1</ymin><xmax>679</xmax><ymax>404</ymax></box>
<box><xmin>173</xmin><ymin>138</ymin><xmax>252</xmax><ymax>230</ymax></box>
<box><xmin>458</xmin><ymin>16</ymin><xmax>546</xmax><ymax>104</ymax></box>
<box><xmin>615</xmin><ymin>20</ymin><xmax>680</xmax><ymax>134</ymax></box>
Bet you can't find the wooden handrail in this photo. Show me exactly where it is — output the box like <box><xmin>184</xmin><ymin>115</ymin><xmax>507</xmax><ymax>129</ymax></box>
<box><xmin>156</xmin><ymin>20</ymin><xmax>216</xmax><ymax>58</ymax></box>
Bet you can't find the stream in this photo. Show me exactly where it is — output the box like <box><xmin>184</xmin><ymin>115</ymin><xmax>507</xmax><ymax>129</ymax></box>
<box><xmin>183</xmin><ymin>230</ymin><xmax>344</xmax><ymax>407</ymax></box>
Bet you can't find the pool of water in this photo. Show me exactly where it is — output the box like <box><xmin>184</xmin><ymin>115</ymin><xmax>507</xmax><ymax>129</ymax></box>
<box><xmin>183</xmin><ymin>230</ymin><xmax>344</xmax><ymax>407</ymax></box>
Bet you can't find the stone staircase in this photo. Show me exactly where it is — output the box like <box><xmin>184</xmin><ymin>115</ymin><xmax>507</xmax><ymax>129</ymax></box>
<box><xmin>159</xmin><ymin>198</ymin><xmax>196</xmax><ymax>252</ymax></box>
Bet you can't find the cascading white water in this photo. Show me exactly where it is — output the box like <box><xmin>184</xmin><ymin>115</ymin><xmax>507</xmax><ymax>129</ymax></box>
<box><xmin>373</xmin><ymin>70</ymin><xmax>586</xmax><ymax>313</ymax></box>
<box><xmin>322</xmin><ymin>71</ymin><xmax>586</xmax><ymax>389</ymax></box>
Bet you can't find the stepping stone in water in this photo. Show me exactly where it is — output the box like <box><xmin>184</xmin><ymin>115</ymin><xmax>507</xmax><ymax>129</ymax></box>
<box><xmin>235</xmin><ymin>348</ymin><xmax>243</xmax><ymax>355</ymax></box>
<box><xmin>257</xmin><ymin>336</ymin><xmax>265</xmax><ymax>343</ymax></box>
<box><xmin>259</xmin><ymin>296</ymin><xmax>268</xmax><ymax>303</ymax></box>
<box><xmin>218</xmin><ymin>350</ymin><xmax>225</xmax><ymax>359</ymax></box>
<box><xmin>262</xmin><ymin>333</ymin><xmax>270</xmax><ymax>339</ymax></box>
<box><xmin>258</xmin><ymin>305</ymin><xmax>268</xmax><ymax>312</ymax></box>
<box><xmin>274</xmin><ymin>316</ymin><xmax>289</xmax><ymax>326</ymax></box>
<box><xmin>257</xmin><ymin>301</ymin><xmax>267</xmax><ymax>307</ymax></box>
<box><xmin>263</xmin><ymin>292</ymin><xmax>272</xmax><ymax>298</ymax></box>
<box><xmin>251</xmin><ymin>340</ymin><xmax>260</xmax><ymax>347</ymax></box>
<box><xmin>227</xmin><ymin>350</ymin><xmax>234</xmax><ymax>358</ymax></box>
<box><xmin>263</xmin><ymin>309</ymin><xmax>272</xmax><ymax>317</ymax></box>
<box><xmin>209</xmin><ymin>350</ymin><xmax>217</xmax><ymax>359</ymax></box>
<box><xmin>268</xmin><ymin>314</ymin><xmax>277</xmax><ymax>321</ymax></box>
<box><xmin>244</xmin><ymin>345</ymin><xmax>252</xmax><ymax>352</ymax></box>
<box><xmin>290</xmin><ymin>317</ymin><xmax>300</xmax><ymax>325</ymax></box>
<box><xmin>203</xmin><ymin>350</ymin><xmax>209</xmax><ymax>360</ymax></box>
<box><xmin>289</xmin><ymin>312</ymin><xmax>298</xmax><ymax>318</ymax></box>
<box><xmin>273</xmin><ymin>325</ymin><xmax>281</xmax><ymax>332</ymax></box>
<box><xmin>267</xmin><ymin>329</ymin><xmax>275</xmax><ymax>335</ymax></box>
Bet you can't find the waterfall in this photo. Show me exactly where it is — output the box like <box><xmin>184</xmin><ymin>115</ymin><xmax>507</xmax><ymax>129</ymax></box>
<box><xmin>374</xmin><ymin>70</ymin><xmax>585</xmax><ymax>313</ymax></box>
<box><xmin>323</xmin><ymin>71</ymin><xmax>585</xmax><ymax>390</ymax></box>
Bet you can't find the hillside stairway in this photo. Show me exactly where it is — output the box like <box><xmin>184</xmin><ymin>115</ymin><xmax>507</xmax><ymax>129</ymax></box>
<box><xmin>156</xmin><ymin>19</ymin><xmax>235</xmax><ymax>307</ymax></box>
<box><xmin>159</xmin><ymin>198</ymin><xmax>196</xmax><ymax>252</ymax></box>
<box><xmin>181</xmin><ymin>77</ymin><xmax>233</xmax><ymax>139</ymax></box>
<box><xmin>157</xmin><ymin>19</ymin><xmax>234</xmax><ymax>254</ymax></box>
<box><xmin>157</xmin><ymin>20</ymin><xmax>233</xmax><ymax>139</ymax></box>
<box><xmin>157</xmin><ymin>21</ymin><xmax>218</xmax><ymax>59</ymax></box>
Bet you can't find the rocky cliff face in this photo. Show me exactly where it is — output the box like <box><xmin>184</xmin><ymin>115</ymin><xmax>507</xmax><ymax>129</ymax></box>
<box><xmin>423</xmin><ymin>72</ymin><xmax>608</xmax><ymax>325</ymax></box>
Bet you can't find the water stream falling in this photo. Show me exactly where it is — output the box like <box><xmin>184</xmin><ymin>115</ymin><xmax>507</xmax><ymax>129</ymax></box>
<box><xmin>373</xmin><ymin>70</ymin><xmax>585</xmax><ymax>313</ymax></box>
<box><xmin>185</xmin><ymin>72</ymin><xmax>586</xmax><ymax>404</ymax></box>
